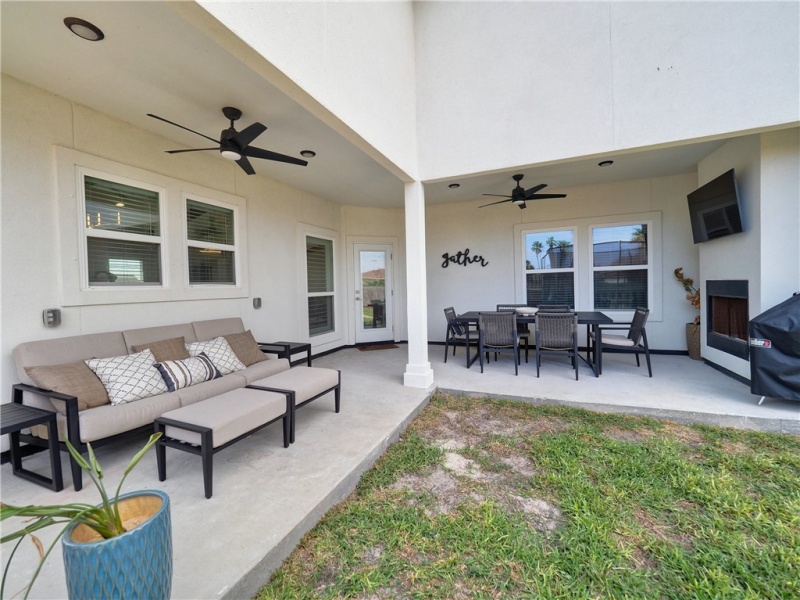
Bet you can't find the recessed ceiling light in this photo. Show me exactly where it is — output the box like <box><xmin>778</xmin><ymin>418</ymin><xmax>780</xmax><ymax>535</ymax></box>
<box><xmin>300</xmin><ymin>150</ymin><xmax>316</xmax><ymax>158</ymax></box>
<box><xmin>448</xmin><ymin>183</ymin><xmax>460</xmax><ymax>189</ymax></box>
<box><xmin>64</xmin><ymin>17</ymin><xmax>104</xmax><ymax>42</ymax></box>
<box><xmin>598</xmin><ymin>160</ymin><xmax>614</xmax><ymax>167</ymax></box>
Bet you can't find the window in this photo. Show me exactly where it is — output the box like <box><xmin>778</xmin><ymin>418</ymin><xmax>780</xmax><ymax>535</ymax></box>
<box><xmin>524</xmin><ymin>229</ymin><xmax>575</xmax><ymax>307</ymax></box>
<box><xmin>83</xmin><ymin>174</ymin><xmax>162</xmax><ymax>286</ymax></box>
<box><xmin>592</xmin><ymin>224</ymin><xmax>649</xmax><ymax>310</ymax></box>
<box><xmin>306</xmin><ymin>236</ymin><xmax>335</xmax><ymax>336</ymax></box>
<box><xmin>186</xmin><ymin>198</ymin><xmax>236</xmax><ymax>285</ymax></box>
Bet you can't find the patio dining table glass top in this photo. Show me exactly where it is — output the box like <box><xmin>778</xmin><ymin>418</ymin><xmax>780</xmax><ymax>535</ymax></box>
<box><xmin>454</xmin><ymin>310</ymin><xmax>614</xmax><ymax>377</ymax></box>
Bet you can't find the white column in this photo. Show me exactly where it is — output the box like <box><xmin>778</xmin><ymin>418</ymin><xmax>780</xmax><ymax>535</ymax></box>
<box><xmin>403</xmin><ymin>180</ymin><xmax>434</xmax><ymax>388</ymax></box>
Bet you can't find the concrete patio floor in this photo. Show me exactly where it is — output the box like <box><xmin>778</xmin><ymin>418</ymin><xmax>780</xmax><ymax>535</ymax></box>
<box><xmin>1</xmin><ymin>345</ymin><xmax>798</xmax><ymax>599</ymax></box>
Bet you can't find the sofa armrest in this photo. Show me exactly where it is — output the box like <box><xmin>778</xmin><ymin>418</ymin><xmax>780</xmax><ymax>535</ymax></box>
<box><xmin>12</xmin><ymin>383</ymin><xmax>81</xmax><ymax>448</ymax></box>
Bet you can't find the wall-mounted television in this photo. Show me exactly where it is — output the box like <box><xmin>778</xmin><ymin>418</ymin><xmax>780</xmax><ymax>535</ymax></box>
<box><xmin>687</xmin><ymin>168</ymin><xmax>744</xmax><ymax>244</ymax></box>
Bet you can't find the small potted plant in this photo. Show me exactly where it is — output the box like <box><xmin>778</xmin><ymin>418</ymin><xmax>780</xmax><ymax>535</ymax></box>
<box><xmin>1</xmin><ymin>433</ymin><xmax>171</xmax><ymax>600</ymax></box>
<box><xmin>674</xmin><ymin>267</ymin><xmax>702</xmax><ymax>360</ymax></box>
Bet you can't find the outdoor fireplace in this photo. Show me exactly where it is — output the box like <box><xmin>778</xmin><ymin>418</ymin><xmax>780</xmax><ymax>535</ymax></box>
<box><xmin>706</xmin><ymin>280</ymin><xmax>749</xmax><ymax>359</ymax></box>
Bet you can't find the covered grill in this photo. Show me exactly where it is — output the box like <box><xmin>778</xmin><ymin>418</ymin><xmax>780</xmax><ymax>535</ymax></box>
<box><xmin>749</xmin><ymin>294</ymin><xmax>800</xmax><ymax>403</ymax></box>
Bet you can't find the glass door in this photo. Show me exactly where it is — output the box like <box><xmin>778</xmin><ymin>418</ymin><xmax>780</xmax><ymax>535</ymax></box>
<box><xmin>354</xmin><ymin>244</ymin><xmax>393</xmax><ymax>344</ymax></box>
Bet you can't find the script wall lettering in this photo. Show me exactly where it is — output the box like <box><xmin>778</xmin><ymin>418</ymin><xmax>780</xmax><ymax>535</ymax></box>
<box><xmin>441</xmin><ymin>248</ymin><xmax>489</xmax><ymax>268</ymax></box>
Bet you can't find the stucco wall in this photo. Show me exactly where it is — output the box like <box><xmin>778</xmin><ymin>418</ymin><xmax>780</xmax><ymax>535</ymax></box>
<box><xmin>198</xmin><ymin>0</ymin><xmax>419</xmax><ymax>179</ymax></box>
<box><xmin>424</xmin><ymin>171</ymin><xmax>701</xmax><ymax>350</ymax></box>
<box><xmin>415</xmin><ymin>1</ymin><xmax>800</xmax><ymax>179</ymax></box>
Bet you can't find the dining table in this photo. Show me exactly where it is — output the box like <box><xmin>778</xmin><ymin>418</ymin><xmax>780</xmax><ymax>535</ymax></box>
<box><xmin>454</xmin><ymin>310</ymin><xmax>614</xmax><ymax>377</ymax></box>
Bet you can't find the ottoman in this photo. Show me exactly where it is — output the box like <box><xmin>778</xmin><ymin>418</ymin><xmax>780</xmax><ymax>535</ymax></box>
<box><xmin>248</xmin><ymin>366</ymin><xmax>340</xmax><ymax>443</ymax></box>
<box><xmin>154</xmin><ymin>387</ymin><xmax>290</xmax><ymax>498</ymax></box>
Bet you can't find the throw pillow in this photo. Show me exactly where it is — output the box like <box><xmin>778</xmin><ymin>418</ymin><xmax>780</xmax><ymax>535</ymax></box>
<box><xmin>224</xmin><ymin>330</ymin><xmax>267</xmax><ymax>367</ymax></box>
<box><xmin>25</xmin><ymin>361</ymin><xmax>110</xmax><ymax>414</ymax></box>
<box><xmin>85</xmin><ymin>349</ymin><xmax>168</xmax><ymax>405</ymax></box>
<box><xmin>186</xmin><ymin>337</ymin><xmax>246</xmax><ymax>375</ymax></box>
<box><xmin>130</xmin><ymin>336</ymin><xmax>190</xmax><ymax>363</ymax></box>
<box><xmin>155</xmin><ymin>352</ymin><xmax>221</xmax><ymax>392</ymax></box>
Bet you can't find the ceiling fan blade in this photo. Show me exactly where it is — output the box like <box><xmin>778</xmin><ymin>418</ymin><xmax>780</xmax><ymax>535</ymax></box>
<box><xmin>481</xmin><ymin>194</ymin><xmax>513</xmax><ymax>199</ymax></box>
<box><xmin>478</xmin><ymin>198</ymin><xmax>514</xmax><ymax>208</ymax></box>
<box><xmin>242</xmin><ymin>146</ymin><xmax>308</xmax><ymax>166</ymax></box>
<box><xmin>523</xmin><ymin>184</ymin><xmax>547</xmax><ymax>197</ymax></box>
<box><xmin>165</xmin><ymin>147</ymin><xmax>219</xmax><ymax>154</ymax></box>
<box><xmin>230</xmin><ymin>122</ymin><xmax>267</xmax><ymax>148</ymax></box>
<box><xmin>528</xmin><ymin>193</ymin><xmax>568</xmax><ymax>200</ymax></box>
<box><xmin>235</xmin><ymin>155</ymin><xmax>256</xmax><ymax>175</ymax></box>
<box><xmin>147</xmin><ymin>114</ymin><xmax>220</xmax><ymax>145</ymax></box>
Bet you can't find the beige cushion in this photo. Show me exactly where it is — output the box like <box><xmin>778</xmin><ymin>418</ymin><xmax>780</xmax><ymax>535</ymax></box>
<box><xmin>161</xmin><ymin>388</ymin><xmax>287</xmax><ymax>447</ymax></box>
<box><xmin>192</xmin><ymin>318</ymin><xmax>245</xmax><ymax>341</ymax></box>
<box><xmin>250</xmin><ymin>366</ymin><xmax>339</xmax><ymax>404</ymax></box>
<box><xmin>175</xmin><ymin>371</ymin><xmax>249</xmax><ymax>407</ymax></box>
<box><xmin>25</xmin><ymin>362</ymin><xmax>110</xmax><ymax>414</ymax></box>
<box><xmin>123</xmin><ymin>323</ymin><xmax>197</xmax><ymax>353</ymax></box>
<box><xmin>131</xmin><ymin>337</ymin><xmax>190</xmax><ymax>362</ymax></box>
<box><xmin>238</xmin><ymin>358</ymin><xmax>291</xmax><ymax>384</ymax></box>
<box><xmin>79</xmin><ymin>392</ymin><xmax>181</xmax><ymax>442</ymax></box>
<box><xmin>224</xmin><ymin>330</ymin><xmax>267</xmax><ymax>366</ymax></box>
<box><xmin>598</xmin><ymin>333</ymin><xmax>635</xmax><ymax>347</ymax></box>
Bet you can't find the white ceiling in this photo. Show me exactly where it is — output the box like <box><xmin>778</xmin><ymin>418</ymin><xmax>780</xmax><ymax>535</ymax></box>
<box><xmin>1</xmin><ymin>1</ymin><xmax>725</xmax><ymax>209</ymax></box>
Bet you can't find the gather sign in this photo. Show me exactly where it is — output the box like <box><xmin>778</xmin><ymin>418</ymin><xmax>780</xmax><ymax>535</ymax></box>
<box><xmin>441</xmin><ymin>248</ymin><xmax>489</xmax><ymax>268</ymax></box>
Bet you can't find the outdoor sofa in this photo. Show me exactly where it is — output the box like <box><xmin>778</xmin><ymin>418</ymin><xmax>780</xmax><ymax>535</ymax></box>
<box><xmin>11</xmin><ymin>317</ymin><xmax>339</xmax><ymax>491</ymax></box>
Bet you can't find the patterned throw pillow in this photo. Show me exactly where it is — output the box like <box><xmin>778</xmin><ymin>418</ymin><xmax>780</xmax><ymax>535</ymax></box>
<box><xmin>85</xmin><ymin>349</ymin><xmax>168</xmax><ymax>405</ymax></box>
<box><xmin>224</xmin><ymin>330</ymin><xmax>267</xmax><ymax>366</ymax></box>
<box><xmin>186</xmin><ymin>337</ymin><xmax>246</xmax><ymax>375</ymax></box>
<box><xmin>155</xmin><ymin>352</ymin><xmax>221</xmax><ymax>392</ymax></box>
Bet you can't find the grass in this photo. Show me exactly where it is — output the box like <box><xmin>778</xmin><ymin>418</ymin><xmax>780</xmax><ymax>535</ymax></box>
<box><xmin>256</xmin><ymin>392</ymin><xmax>800</xmax><ymax>599</ymax></box>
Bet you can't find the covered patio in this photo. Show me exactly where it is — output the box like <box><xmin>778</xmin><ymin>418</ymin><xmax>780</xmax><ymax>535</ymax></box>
<box><xmin>2</xmin><ymin>347</ymin><xmax>796</xmax><ymax>599</ymax></box>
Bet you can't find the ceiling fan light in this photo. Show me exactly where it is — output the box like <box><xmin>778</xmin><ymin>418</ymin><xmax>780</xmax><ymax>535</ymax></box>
<box><xmin>220</xmin><ymin>149</ymin><xmax>241</xmax><ymax>161</ymax></box>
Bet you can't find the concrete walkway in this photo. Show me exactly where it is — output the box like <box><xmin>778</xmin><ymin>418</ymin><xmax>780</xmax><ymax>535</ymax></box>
<box><xmin>1</xmin><ymin>346</ymin><xmax>797</xmax><ymax>599</ymax></box>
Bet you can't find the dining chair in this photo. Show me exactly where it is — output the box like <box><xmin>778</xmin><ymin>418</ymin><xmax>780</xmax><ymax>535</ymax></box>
<box><xmin>496</xmin><ymin>304</ymin><xmax>531</xmax><ymax>362</ymax></box>
<box><xmin>478</xmin><ymin>312</ymin><xmax>521</xmax><ymax>375</ymax></box>
<box><xmin>537</xmin><ymin>304</ymin><xmax>572</xmax><ymax>312</ymax></box>
<box><xmin>443</xmin><ymin>307</ymin><xmax>475</xmax><ymax>363</ymax></box>
<box><xmin>534</xmin><ymin>312</ymin><xmax>579</xmax><ymax>379</ymax></box>
<box><xmin>589</xmin><ymin>307</ymin><xmax>652</xmax><ymax>376</ymax></box>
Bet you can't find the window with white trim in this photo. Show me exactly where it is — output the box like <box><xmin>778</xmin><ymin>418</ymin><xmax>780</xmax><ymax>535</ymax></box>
<box><xmin>523</xmin><ymin>229</ymin><xmax>576</xmax><ymax>307</ymax></box>
<box><xmin>306</xmin><ymin>236</ymin><xmax>335</xmax><ymax>335</ymax></box>
<box><xmin>591</xmin><ymin>223</ymin><xmax>649</xmax><ymax>310</ymax></box>
<box><xmin>82</xmin><ymin>173</ymin><xmax>163</xmax><ymax>286</ymax></box>
<box><xmin>186</xmin><ymin>198</ymin><xmax>237</xmax><ymax>285</ymax></box>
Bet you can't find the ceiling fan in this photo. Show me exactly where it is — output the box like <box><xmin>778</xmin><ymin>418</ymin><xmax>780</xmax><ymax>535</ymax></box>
<box><xmin>146</xmin><ymin>106</ymin><xmax>307</xmax><ymax>175</ymax></box>
<box><xmin>479</xmin><ymin>174</ymin><xmax>567</xmax><ymax>209</ymax></box>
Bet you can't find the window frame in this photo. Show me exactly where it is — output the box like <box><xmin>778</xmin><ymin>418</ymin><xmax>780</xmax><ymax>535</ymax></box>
<box><xmin>78</xmin><ymin>166</ymin><xmax>167</xmax><ymax>291</ymax></box>
<box><xmin>589</xmin><ymin>221</ymin><xmax>653</xmax><ymax>312</ymax></box>
<box><xmin>297</xmin><ymin>223</ymin><xmax>343</xmax><ymax>349</ymax></box>
<box><xmin>57</xmin><ymin>146</ymin><xmax>248</xmax><ymax>306</ymax></box>
<box><xmin>522</xmin><ymin>226</ymin><xmax>578</xmax><ymax>308</ymax></box>
<box><xmin>514</xmin><ymin>212</ymin><xmax>662</xmax><ymax>322</ymax></box>
<box><xmin>306</xmin><ymin>234</ymin><xmax>336</xmax><ymax>337</ymax></box>
<box><xmin>183</xmin><ymin>193</ymin><xmax>240</xmax><ymax>287</ymax></box>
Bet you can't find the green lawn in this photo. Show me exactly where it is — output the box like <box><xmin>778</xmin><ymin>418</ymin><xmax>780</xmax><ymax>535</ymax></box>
<box><xmin>256</xmin><ymin>393</ymin><xmax>800</xmax><ymax>599</ymax></box>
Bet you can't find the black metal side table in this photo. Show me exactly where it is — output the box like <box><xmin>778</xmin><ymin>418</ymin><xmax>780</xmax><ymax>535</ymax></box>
<box><xmin>1</xmin><ymin>402</ymin><xmax>63</xmax><ymax>491</ymax></box>
<box><xmin>258</xmin><ymin>341</ymin><xmax>312</xmax><ymax>366</ymax></box>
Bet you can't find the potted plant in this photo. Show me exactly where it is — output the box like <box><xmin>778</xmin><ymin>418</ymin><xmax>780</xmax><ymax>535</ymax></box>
<box><xmin>674</xmin><ymin>267</ymin><xmax>702</xmax><ymax>360</ymax></box>
<box><xmin>1</xmin><ymin>433</ymin><xmax>171</xmax><ymax>600</ymax></box>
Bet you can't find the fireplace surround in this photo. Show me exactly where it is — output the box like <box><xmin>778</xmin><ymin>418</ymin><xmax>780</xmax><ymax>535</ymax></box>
<box><xmin>706</xmin><ymin>280</ymin><xmax>749</xmax><ymax>359</ymax></box>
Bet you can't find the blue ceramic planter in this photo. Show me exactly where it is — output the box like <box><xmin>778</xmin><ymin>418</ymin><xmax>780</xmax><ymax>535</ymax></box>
<box><xmin>62</xmin><ymin>490</ymin><xmax>172</xmax><ymax>600</ymax></box>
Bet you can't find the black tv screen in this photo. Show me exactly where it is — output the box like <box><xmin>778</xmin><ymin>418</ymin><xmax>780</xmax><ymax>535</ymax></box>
<box><xmin>687</xmin><ymin>168</ymin><xmax>744</xmax><ymax>243</ymax></box>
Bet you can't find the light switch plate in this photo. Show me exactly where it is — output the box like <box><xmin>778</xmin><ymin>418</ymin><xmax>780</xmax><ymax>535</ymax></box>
<box><xmin>43</xmin><ymin>308</ymin><xmax>61</xmax><ymax>327</ymax></box>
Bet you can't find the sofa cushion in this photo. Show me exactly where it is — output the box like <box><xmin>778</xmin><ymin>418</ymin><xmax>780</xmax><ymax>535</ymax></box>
<box><xmin>131</xmin><ymin>336</ymin><xmax>190</xmax><ymax>362</ymax></box>
<box><xmin>14</xmin><ymin>332</ymin><xmax>128</xmax><ymax>386</ymax></box>
<box><xmin>224</xmin><ymin>330</ymin><xmax>267</xmax><ymax>366</ymax></box>
<box><xmin>238</xmin><ymin>358</ymin><xmax>291</xmax><ymax>384</ymax></box>
<box><xmin>155</xmin><ymin>352</ymin><xmax>221</xmax><ymax>392</ymax></box>
<box><xmin>25</xmin><ymin>361</ymin><xmax>110</xmax><ymax>414</ymax></box>
<box><xmin>122</xmin><ymin>323</ymin><xmax>197</xmax><ymax>353</ymax></box>
<box><xmin>175</xmin><ymin>371</ymin><xmax>249</xmax><ymax>407</ymax></box>
<box><xmin>85</xmin><ymin>349</ymin><xmax>168</xmax><ymax>405</ymax></box>
<box><xmin>250</xmin><ymin>366</ymin><xmax>339</xmax><ymax>403</ymax></box>
<box><xmin>192</xmin><ymin>317</ymin><xmax>245</xmax><ymax>341</ymax></box>
<box><xmin>78</xmin><ymin>392</ymin><xmax>182</xmax><ymax>443</ymax></box>
<box><xmin>186</xmin><ymin>337</ymin><xmax>245</xmax><ymax>375</ymax></box>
